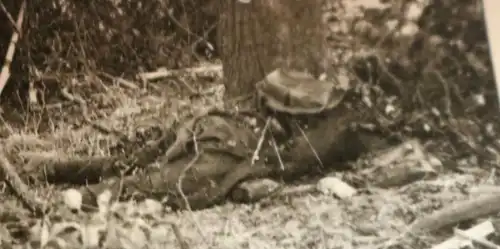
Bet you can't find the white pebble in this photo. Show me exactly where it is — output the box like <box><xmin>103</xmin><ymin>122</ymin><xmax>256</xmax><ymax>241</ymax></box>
<box><xmin>138</xmin><ymin>199</ymin><xmax>163</xmax><ymax>215</ymax></box>
<box><xmin>62</xmin><ymin>188</ymin><xmax>82</xmax><ymax>211</ymax></box>
<box><xmin>316</xmin><ymin>177</ymin><xmax>357</xmax><ymax>200</ymax></box>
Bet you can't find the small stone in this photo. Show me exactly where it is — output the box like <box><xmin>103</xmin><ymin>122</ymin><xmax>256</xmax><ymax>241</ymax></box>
<box><xmin>138</xmin><ymin>199</ymin><xmax>163</xmax><ymax>215</ymax></box>
<box><xmin>62</xmin><ymin>188</ymin><xmax>82</xmax><ymax>211</ymax></box>
<box><xmin>316</xmin><ymin>177</ymin><xmax>357</xmax><ymax>200</ymax></box>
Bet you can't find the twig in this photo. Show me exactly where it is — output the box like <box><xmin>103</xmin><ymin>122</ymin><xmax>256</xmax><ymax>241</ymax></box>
<box><xmin>137</xmin><ymin>64</ymin><xmax>222</xmax><ymax>81</ymax></box>
<box><xmin>294</xmin><ymin>120</ymin><xmax>324</xmax><ymax>168</ymax></box>
<box><xmin>173</xmin><ymin>78</ymin><xmax>199</xmax><ymax>95</ymax></box>
<box><xmin>453</xmin><ymin>228</ymin><xmax>500</xmax><ymax>249</ymax></box>
<box><xmin>176</xmin><ymin>132</ymin><xmax>209</xmax><ymax>243</ymax></box>
<box><xmin>190</xmin><ymin>22</ymin><xmax>218</xmax><ymax>60</ymax></box>
<box><xmin>0</xmin><ymin>1</ymin><xmax>22</xmax><ymax>35</ymax></box>
<box><xmin>97</xmin><ymin>72</ymin><xmax>138</xmax><ymax>89</ymax></box>
<box><xmin>0</xmin><ymin>150</ymin><xmax>45</xmax><ymax>215</ymax></box>
<box><xmin>166</xmin><ymin>8</ymin><xmax>214</xmax><ymax>57</ymax></box>
<box><xmin>251</xmin><ymin>117</ymin><xmax>271</xmax><ymax>165</ymax></box>
<box><xmin>431</xmin><ymin>220</ymin><xmax>496</xmax><ymax>249</ymax></box>
<box><xmin>170</xmin><ymin>223</ymin><xmax>191</xmax><ymax>249</ymax></box>
<box><xmin>0</xmin><ymin>0</ymin><xmax>26</xmax><ymax>96</ymax></box>
<box><xmin>269</xmin><ymin>129</ymin><xmax>285</xmax><ymax>170</ymax></box>
<box><xmin>432</xmin><ymin>70</ymin><xmax>453</xmax><ymax>116</ymax></box>
<box><xmin>373</xmin><ymin>53</ymin><xmax>406</xmax><ymax>104</ymax></box>
<box><xmin>177</xmin><ymin>133</ymin><xmax>200</xmax><ymax>212</ymax></box>
<box><xmin>110</xmin><ymin>173</ymin><xmax>125</xmax><ymax>208</ymax></box>
<box><xmin>409</xmin><ymin>193</ymin><xmax>500</xmax><ymax>233</ymax></box>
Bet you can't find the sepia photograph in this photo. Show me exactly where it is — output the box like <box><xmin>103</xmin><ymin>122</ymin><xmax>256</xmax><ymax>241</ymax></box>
<box><xmin>0</xmin><ymin>0</ymin><xmax>498</xmax><ymax>248</ymax></box>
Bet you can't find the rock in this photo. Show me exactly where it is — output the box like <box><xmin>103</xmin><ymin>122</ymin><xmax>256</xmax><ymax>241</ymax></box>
<box><xmin>231</xmin><ymin>178</ymin><xmax>281</xmax><ymax>203</ymax></box>
<box><xmin>316</xmin><ymin>176</ymin><xmax>357</xmax><ymax>200</ymax></box>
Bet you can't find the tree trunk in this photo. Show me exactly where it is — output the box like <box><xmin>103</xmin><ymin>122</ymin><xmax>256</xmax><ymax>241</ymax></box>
<box><xmin>217</xmin><ymin>0</ymin><xmax>326</xmax><ymax>98</ymax></box>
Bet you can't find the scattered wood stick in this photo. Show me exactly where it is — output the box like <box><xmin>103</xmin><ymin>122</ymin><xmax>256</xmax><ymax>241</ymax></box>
<box><xmin>453</xmin><ymin>227</ymin><xmax>500</xmax><ymax>249</ymax></box>
<box><xmin>171</xmin><ymin>78</ymin><xmax>199</xmax><ymax>95</ymax></box>
<box><xmin>170</xmin><ymin>223</ymin><xmax>191</xmax><ymax>249</ymax></box>
<box><xmin>295</xmin><ymin>120</ymin><xmax>324</xmax><ymax>168</ymax></box>
<box><xmin>410</xmin><ymin>193</ymin><xmax>500</xmax><ymax>234</ymax></box>
<box><xmin>0</xmin><ymin>150</ymin><xmax>45</xmax><ymax>215</ymax></box>
<box><xmin>268</xmin><ymin>130</ymin><xmax>285</xmax><ymax>170</ymax></box>
<box><xmin>175</xmin><ymin>134</ymin><xmax>209</xmax><ymax>242</ymax></box>
<box><xmin>98</xmin><ymin>72</ymin><xmax>138</xmax><ymax>89</ymax></box>
<box><xmin>137</xmin><ymin>64</ymin><xmax>222</xmax><ymax>81</ymax></box>
<box><xmin>430</xmin><ymin>220</ymin><xmax>496</xmax><ymax>249</ymax></box>
<box><xmin>0</xmin><ymin>0</ymin><xmax>26</xmax><ymax>96</ymax></box>
<box><xmin>251</xmin><ymin>117</ymin><xmax>271</xmax><ymax>165</ymax></box>
<box><xmin>177</xmin><ymin>133</ymin><xmax>201</xmax><ymax>212</ymax></box>
<box><xmin>0</xmin><ymin>1</ymin><xmax>22</xmax><ymax>35</ymax></box>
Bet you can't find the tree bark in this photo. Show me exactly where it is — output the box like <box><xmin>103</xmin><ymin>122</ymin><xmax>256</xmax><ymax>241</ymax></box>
<box><xmin>217</xmin><ymin>0</ymin><xmax>325</xmax><ymax>98</ymax></box>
